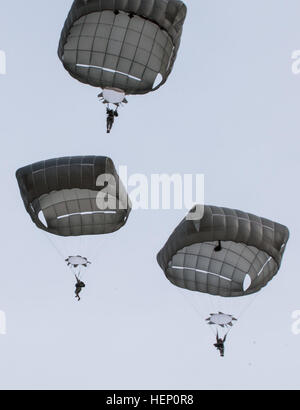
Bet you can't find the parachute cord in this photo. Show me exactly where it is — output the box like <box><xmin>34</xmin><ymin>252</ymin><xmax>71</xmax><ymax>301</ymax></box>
<box><xmin>225</xmin><ymin>327</ymin><xmax>233</xmax><ymax>337</ymax></box>
<box><xmin>216</xmin><ymin>293</ymin><xmax>262</xmax><ymax>340</ymax></box>
<box><xmin>42</xmin><ymin>233</ymin><xmax>84</xmax><ymax>282</ymax></box>
<box><xmin>176</xmin><ymin>288</ymin><xmax>216</xmax><ymax>337</ymax></box>
<box><xmin>42</xmin><ymin>232</ymin><xmax>66</xmax><ymax>262</ymax></box>
<box><xmin>236</xmin><ymin>292</ymin><xmax>261</xmax><ymax>321</ymax></box>
<box><xmin>173</xmin><ymin>289</ymin><xmax>238</xmax><ymax>340</ymax></box>
<box><xmin>79</xmin><ymin>235</ymin><xmax>83</xmax><ymax>257</ymax></box>
<box><xmin>74</xmin><ymin>267</ymin><xmax>82</xmax><ymax>280</ymax></box>
<box><xmin>87</xmin><ymin>236</ymin><xmax>110</xmax><ymax>266</ymax></box>
<box><xmin>207</xmin><ymin>294</ymin><xmax>218</xmax><ymax>315</ymax></box>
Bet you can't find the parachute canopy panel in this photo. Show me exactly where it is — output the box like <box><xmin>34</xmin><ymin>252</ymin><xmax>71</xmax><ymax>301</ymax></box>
<box><xmin>157</xmin><ymin>205</ymin><xmax>289</xmax><ymax>297</ymax></box>
<box><xmin>58</xmin><ymin>0</ymin><xmax>187</xmax><ymax>95</ymax></box>
<box><xmin>16</xmin><ymin>156</ymin><xmax>131</xmax><ymax>237</ymax></box>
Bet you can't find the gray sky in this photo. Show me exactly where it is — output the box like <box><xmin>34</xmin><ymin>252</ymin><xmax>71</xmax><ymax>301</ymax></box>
<box><xmin>0</xmin><ymin>0</ymin><xmax>299</xmax><ymax>390</ymax></box>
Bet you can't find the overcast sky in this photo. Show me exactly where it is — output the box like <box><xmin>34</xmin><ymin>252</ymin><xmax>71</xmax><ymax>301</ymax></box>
<box><xmin>0</xmin><ymin>0</ymin><xmax>299</xmax><ymax>390</ymax></box>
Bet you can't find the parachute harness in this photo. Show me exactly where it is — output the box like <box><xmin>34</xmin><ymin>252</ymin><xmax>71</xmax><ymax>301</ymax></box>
<box><xmin>98</xmin><ymin>88</ymin><xmax>128</xmax><ymax>133</ymax></box>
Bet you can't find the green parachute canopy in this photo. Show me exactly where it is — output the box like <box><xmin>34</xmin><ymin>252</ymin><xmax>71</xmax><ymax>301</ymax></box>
<box><xmin>58</xmin><ymin>0</ymin><xmax>187</xmax><ymax>99</ymax></box>
<box><xmin>16</xmin><ymin>156</ymin><xmax>131</xmax><ymax>237</ymax></box>
<box><xmin>157</xmin><ymin>205</ymin><xmax>289</xmax><ymax>298</ymax></box>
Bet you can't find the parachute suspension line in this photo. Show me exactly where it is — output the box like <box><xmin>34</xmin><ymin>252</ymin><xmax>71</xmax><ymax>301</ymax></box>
<box><xmin>81</xmin><ymin>236</ymin><xmax>89</xmax><ymax>261</ymax></box>
<box><xmin>79</xmin><ymin>234</ymin><xmax>83</xmax><ymax>252</ymax></box>
<box><xmin>43</xmin><ymin>232</ymin><xmax>88</xmax><ymax>282</ymax></box>
<box><xmin>75</xmin><ymin>267</ymin><xmax>82</xmax><ymax>280</ymax></box>
<box><xmin>211</xmin><ymin>292</ymin><xmax>263</xmax><ymax>341</ymax></box>
<box><xmin>176</xmin><ymin>288</ymin><xmax>216</xmax><ymax>336</ymax></box>
<box><xmin>89</xmin><ymin>238</ymin><xmax>111</xmax><ymax>271</ymax></box>
<box><xmin>206</xmin><ymin>295</ymin><xmax>225</xmax><ymax>336</ymax></box>
<box><xmin>207</xmin><ymin>294</ymin><xmax>218</xmax><ymax>315</ymax></box>
<box><xmin>42</xmin><ymin>231</ymin><xmax>66</xmax><ymax>262</ymax></box>
<box><xmin>208</xmin><ymin>298</ymin><xmax>218</xmax><ymax>330</ymax></box>
<box><xmin>85</xmin><ymin>235</ymin><xmax>107</xmax><ymax>262</ymax></box>
<box><xmin>79</xmin><ymin>236</ymin><xmax>90</xmax><ymax>265</ymax></box>
<box><xmin>236</xmin><ymin>292</ymin><xmax>261</xmax><ymax>321</ymax></box>
<box><xmin>71</xmin><ymin>265</ymin><xmax>79</xmax><ymax>280</ymax></box>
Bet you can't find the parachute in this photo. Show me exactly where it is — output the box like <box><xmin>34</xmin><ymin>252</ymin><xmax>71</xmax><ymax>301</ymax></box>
<box><xmin>66</xmin><ymin>256</ymin><xmax>91</xmax><ymax>268</ymax></box>
<box><xmin>206</xmin><ymin>313</ymin><xmax>237</xmax><ymax>328</ymax></box>
<box><xmin>66</xmin><ymin>255</ymin><xmax>91</xmax><ymax>277</ymax></box>
<box><xmin>58</xmin><ymin>0</ymin><xmax>187</xmax><ymax>130</ymax></box>
<box><xmin>16</xmin><ymin>156</ymin><xmax>130</xmax><ymax>236</ymax></box>
<box><xmin>157</xmin><ymin>205</ymin><xmax>289</xmax><ymax>353</ymax></box>
<box><xmin>16</xmin><ymin>156</ymin><xmax>131</xmax><ymax>299</ymax></box>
